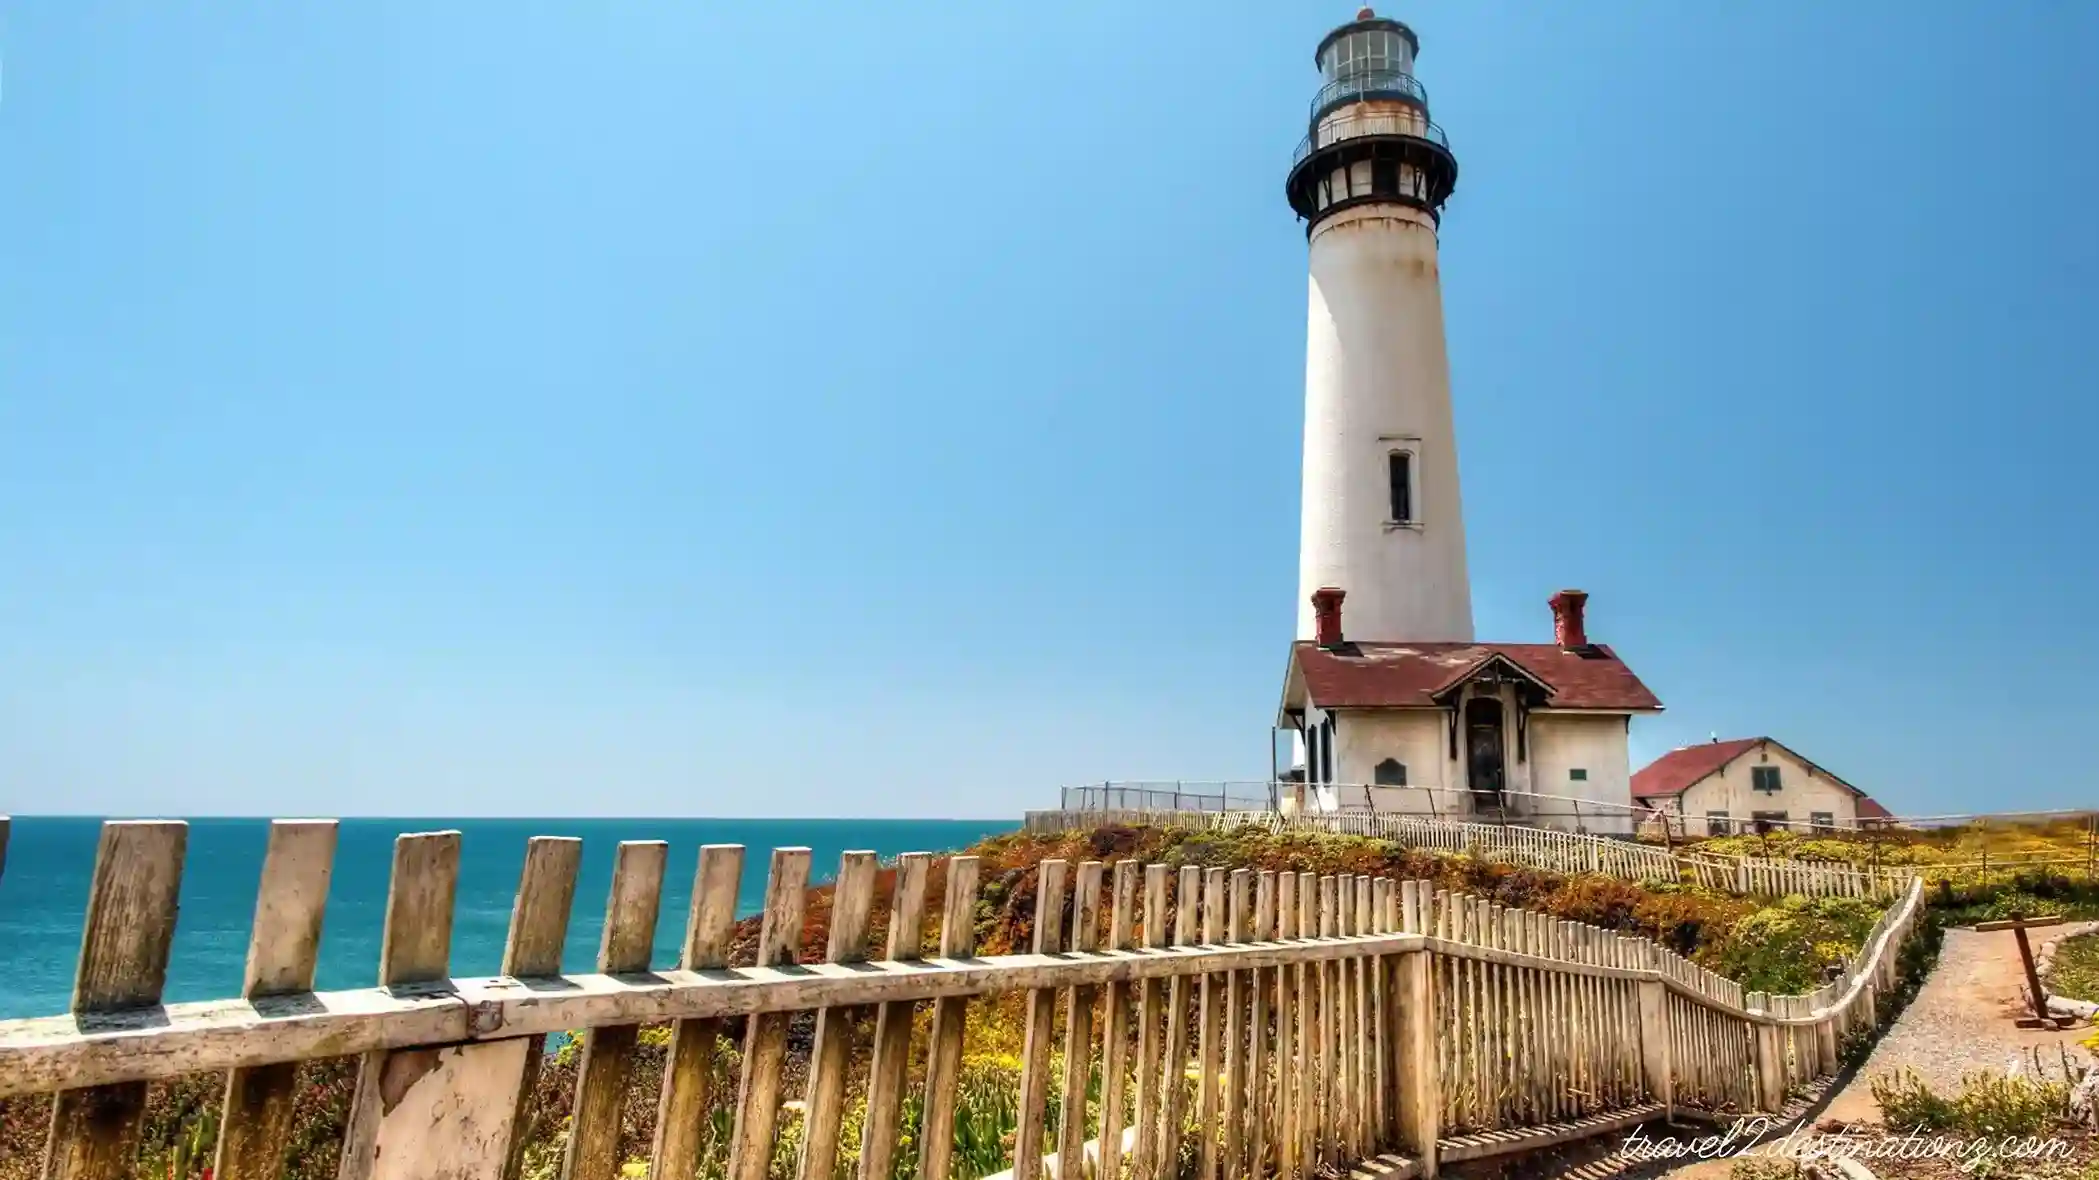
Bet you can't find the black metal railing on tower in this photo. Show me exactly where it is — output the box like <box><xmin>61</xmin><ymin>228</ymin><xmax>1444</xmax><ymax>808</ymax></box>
<box><xmin>1309</xmin><ymin>67</ymin><xmax>1429</xmax><ymax>122</ymax></box>
<box><xmin>1292</xmin><ymin>115</ymin><xmax>1450</xmax><ymax>168</ymax></box>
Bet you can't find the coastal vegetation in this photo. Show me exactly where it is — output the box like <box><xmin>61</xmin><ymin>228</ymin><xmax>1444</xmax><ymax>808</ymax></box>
<box><xmin>0</xmin><ymin>821</ymin><xmax>1955</xmax><ymax>1180</ymax></box>
<box><xmin>1683</xmin><ymin>816</ymin><xmax>2097</xmax><ymax>880</ymax></box>
<box><xmin>2053</xmin><ymin>933</ymin><xmax>2099</xmax><ymax>1004</ymax></box>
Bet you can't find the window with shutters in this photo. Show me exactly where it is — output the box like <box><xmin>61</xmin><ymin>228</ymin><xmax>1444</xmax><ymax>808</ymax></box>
<box><xmin>1373</xmin><ymin>758</ymin><xmax>1407</xmax><ymax>786</ymax></box>
<box><xmin>1388</xmin><ymin>451</ymin><xmax>1415</xmax><ymax>524</ymax></box>
<box><xmin>1752</xmin><ymin>765</ymin><xmax>1782</xmax><ymax>793</ymax></box>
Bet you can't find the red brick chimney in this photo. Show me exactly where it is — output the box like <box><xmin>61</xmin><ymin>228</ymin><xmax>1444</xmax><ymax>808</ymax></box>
<box><xmin>1311</xmin><ymin>587</ymin><xmax>1347</xmax><ymax>648</ymax></box>
<box><xmin>1549</xmin><ymin>589</ymin><xmax>1590</xmax><ymax>650</ymax></box>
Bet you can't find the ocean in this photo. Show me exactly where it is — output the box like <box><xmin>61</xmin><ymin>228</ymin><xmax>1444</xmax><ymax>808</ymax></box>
<box><xmin>0</xmin><ymin>815</ymin><xmax>1017</xmax><ymax>1021</ymax></box>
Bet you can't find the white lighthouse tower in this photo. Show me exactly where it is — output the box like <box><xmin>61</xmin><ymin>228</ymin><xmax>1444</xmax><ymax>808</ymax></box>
<box><xmin>1288</xmin><ymin>9</ymin><xmax>1472</xmax><ymax>644</ymax></box>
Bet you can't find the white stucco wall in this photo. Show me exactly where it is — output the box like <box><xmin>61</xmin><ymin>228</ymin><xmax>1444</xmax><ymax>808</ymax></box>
<box><xmin>1331</xmin><ymin>709</ymin><xmax>1450</xmax><ymax>795</ymax></box>
<box><xmin>1319</xmin><ymin>700</ymin><xmax>1638</xmax><ymax>835</ymax></box>
<box><xmin>1674</xmin><ymin>745</ymin><xmax>1862</xmax><ymax>832</ymax></box>
<box><xmin>1296</xmin><ymin>200</ymin><xmax>1472</xmax><ymax>645</ymax></box>
<box><xmin>1527</xmin><ymin>714</ymin><xmax>1635</xmax><ymax>830</ymax></box>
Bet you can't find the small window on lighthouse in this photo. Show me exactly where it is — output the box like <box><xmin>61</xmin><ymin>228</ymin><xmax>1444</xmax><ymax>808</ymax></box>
<box><xmin>1387</xmin><ymin>452</ymin><xmax>1415</xmax><ymax>523</ymax></box>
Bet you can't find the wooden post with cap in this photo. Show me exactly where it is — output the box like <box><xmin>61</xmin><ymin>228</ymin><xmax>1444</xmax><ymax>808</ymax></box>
<box><xmin>1975</xmin><ymin>912</ymin><xmax>2069</xmax><ymax>1028</ymax></box>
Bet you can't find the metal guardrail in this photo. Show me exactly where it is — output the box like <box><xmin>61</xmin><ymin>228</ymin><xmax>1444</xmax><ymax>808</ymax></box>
<box><xmin>1291</xmin><ymin>115</ymin><xmax>1451</xmax><ymax>169</ymax></box>
<box><xmin>1310</xmin><ymin>67</ymin><xmax>1429</xmax><ymax>120</ymax></box>
<box><xmin>1064</xmin><ymin>781</ymin><xmax>1657</xmax><ymax>830</ymax></box>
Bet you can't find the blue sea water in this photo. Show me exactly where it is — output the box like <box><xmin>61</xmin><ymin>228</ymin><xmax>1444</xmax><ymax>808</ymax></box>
<box><xmin>0</xmin><ymin>816</ymin><xmax>1016</xmax><ymax>1021</ymax></box>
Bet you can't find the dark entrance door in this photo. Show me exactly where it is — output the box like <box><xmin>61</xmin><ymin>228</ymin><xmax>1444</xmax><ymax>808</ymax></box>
<box><xmin>1465</xmin><ymin>698</ymin><xmax>1506</xmax><ymax>802</ymax></box>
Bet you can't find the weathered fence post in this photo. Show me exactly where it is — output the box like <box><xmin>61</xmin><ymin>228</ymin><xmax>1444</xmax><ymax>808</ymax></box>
<box><xmin>338</xmin><ymin>830</ymin><xmax>534</xmax><ymax>1180</ymax></box>
<box><xmin>42</xmin><ymin>820</ymin><xmax>188</xmax><ymax>1180</ymax></box>
<box><xmin>651</xmin><ymin>843</ymin><xmax>743</xmax><ymax>1180</ymax></box>
<box><xmin>918</xmin><ymin>856</ymin><xmax>982</xmax><ymax>1180</ymax></box>
<box><xmin>1394</xmin><ymin>882</ymin><xmax>1439</xmax><ymax>1178</ymax></box>
<box><xmin>499</xmin><ymin>837</ymin><xmax>586</xmax><ymax>1180</ymax></box>
<box><xmin>1815</xmin><ymin>999</ymin><xmax>1840</xmax><ymax>1077</ymax></box>
<box><xmin>568</xmin><ymin>841</ymin><xmax>671</xmax><ymax>1180</ymax></box>
<box><xmin>1014</xmin><ymin>860</ymin><xmax>1071</xmax><ymax>1180</ymax></box>
<box><xmin>1055</xmin><ymin>862</ymin><xmax>1105</xmax><ymax>1180</ymax></box>
<box><xmin>1636</xmin><ymin>943</ymin><xmax>1673</xmax><ymax>1120</ymax></box>
<box><xmin>728</xmin><ymin>847</ymin><xmax>814</xmax><ymax>1180</ymax></box>
<box><xmin>1747</xmin><ymin>993</ymin><xmax>1786</xmax><ymax>1114</ymax></box>
<box><xmin>800</xmin><ymin>851</ymin><xmax>883</xmax><ymax>1180</ymax></box>
<box><xmin>215</xmin><ymin>820</ymin><xmax>340</xmax><ymax>1180</ymax></box>
<box><xmin>1095</xmin><ymin>861</ymin><xmax>1140</xmax><ymax>1180</ymax></box>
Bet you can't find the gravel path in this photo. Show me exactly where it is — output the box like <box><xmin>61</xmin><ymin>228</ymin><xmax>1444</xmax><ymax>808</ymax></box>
<box><xmin>1820</xmin><ymin>926</ymin><xmax>2095</xmax><ymax>1124</ymax></box>
<box><xmin>1624</xmin><ymin>927</ymin><xmax>2096</xmax><ymax>1177</ymax></box>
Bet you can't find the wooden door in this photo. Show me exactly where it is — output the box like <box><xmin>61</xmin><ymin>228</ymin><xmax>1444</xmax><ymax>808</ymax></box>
<box><xmin>1465</xmin><ymin>698</ymin><xmax>1506</xmax><ymax>800</ymax></box>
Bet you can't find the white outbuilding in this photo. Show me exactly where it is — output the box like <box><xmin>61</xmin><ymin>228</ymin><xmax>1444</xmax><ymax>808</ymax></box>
<box><xmin>1633</xmin><ymin>737</ymin><xmax>1893</xmax><ymax>835</ymax></box>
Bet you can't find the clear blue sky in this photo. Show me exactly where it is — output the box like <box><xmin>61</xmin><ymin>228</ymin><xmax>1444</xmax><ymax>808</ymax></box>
<box><xmin>2</xmin><ymin>2</ymin><xmax>2092</xmax><ymax>819</ymax></box>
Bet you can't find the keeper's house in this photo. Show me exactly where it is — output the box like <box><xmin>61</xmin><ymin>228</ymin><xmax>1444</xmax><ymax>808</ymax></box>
<box><xmin>1276</xmin><ymin>588</ymin><xmax>1664</xmax><ymax>833</ymax></box>
<box><xmin>1632</xmin><ymin>736</ymin><xmax>1894</xmax><ymax>835</ymax></box>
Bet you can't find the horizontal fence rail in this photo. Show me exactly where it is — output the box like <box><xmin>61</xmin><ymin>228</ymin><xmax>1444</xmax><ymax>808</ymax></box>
<box><xmin>0</xmin><ymin>819</ymin><xmax>1927</xmax><ymax>1180</ymax></box>
<box><xmin>1064</xmin><ymin>783</ymin><xmax>2099</xmax><ymax>842</ymax></box>
<box><xmin>1063</xmin><ymin>782</ymin><xmax>1666</xmax><ymax>835</ymax></box>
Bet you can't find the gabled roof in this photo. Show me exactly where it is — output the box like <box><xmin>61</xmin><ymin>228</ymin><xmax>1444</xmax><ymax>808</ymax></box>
<box><xmin>1631</xmin><ymin>739</ymin><xmax>1762</xmax><ymax>800</ymax></box>
<box><xmin>1289</xmin><ymin>641</ymin><xmax>1664</xmax><ymax>713</ymax></box>
<box><xmin>1632</xmin><ymin>736</ymin><xmax>1891</xmax><ymax>815</ymax></box>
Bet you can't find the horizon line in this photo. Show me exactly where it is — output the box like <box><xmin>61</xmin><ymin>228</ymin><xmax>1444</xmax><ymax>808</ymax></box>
<box><xmin>0</xmin><ymin>812</ymin><xmax>1024</xmax><ymax>823</ymax></box>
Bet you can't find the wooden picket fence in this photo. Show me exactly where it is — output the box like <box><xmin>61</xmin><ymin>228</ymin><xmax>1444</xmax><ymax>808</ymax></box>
<box><xmin>1022</xmin><ymin>809</ymin><xmax>1914</xmax><ymax>900</ymax></box>
<box><xmin>1680</xmin><ymin>853</ymin><xmax>1911</xmax><ymax>900</ymax></box>
<box><xmin>0</xmin><ymin>819</ymin><xmax>1925</xmax><ymax>1180</ymax></box>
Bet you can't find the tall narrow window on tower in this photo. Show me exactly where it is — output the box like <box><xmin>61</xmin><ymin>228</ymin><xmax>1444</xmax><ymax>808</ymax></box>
<box><xmin>1388</xmin><ymin>451</ymin><xmax>1414</xmax><ymax>524</ymax></box>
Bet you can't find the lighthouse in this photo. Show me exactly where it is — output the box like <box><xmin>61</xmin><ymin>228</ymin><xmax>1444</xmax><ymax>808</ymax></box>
<box><xmin>1269</xmin><ymin>14</ymin><xmax>1663</xmax><ymax>825</ymax></box>
<box><xmin>1287</xmin><ymin>9</ymin><xmax>1471</xmax><ymax>644</ymax></box>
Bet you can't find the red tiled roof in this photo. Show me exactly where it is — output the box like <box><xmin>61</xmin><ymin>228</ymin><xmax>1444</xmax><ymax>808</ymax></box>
<box><xmin>1631</xmin><ymin>736</ymin><xmax>1894</xmax><ymax>817</ymax></box>
<box><xmin>1293</xmin><ymin>641</ymin><xmax>1664</xmax><ymax>712</ymax></box>
<box><xmin>1631</xmin><ymin>738</ymin><xmax>1762</xmax><ymax>800</ymax></box>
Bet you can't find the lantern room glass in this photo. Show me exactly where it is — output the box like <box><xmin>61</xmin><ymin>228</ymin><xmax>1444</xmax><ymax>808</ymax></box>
<box><xmin>1321</xmin><ymin>29</ymin><xmax>1413</xmax><ymax>81</ymax></box>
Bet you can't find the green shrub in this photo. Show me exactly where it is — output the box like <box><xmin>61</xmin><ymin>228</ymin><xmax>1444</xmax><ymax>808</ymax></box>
<box><xmin>1870</xmin><ymin>1067</ymin><xmax>2069</xmax><ymax>1137</ymax></box>
<box><xmin>1728</xmin><ymin>1157</ymin><xmax>1801</xmax><ymax>1180</ymax></box>
<box><xmin>2050</xmin><ymin>932</ymin><xmax>2099</xmax><ymax>1003</ymax></box>
<box><xmin>1951</xmin><ymin>1071</ymin><xmax>2070</xmax><ymax>1137</ymax></box>
<box><xmin>1872</xmin><ymin>1068</ymin><xmax>1959</xmax><ymax>1131</ymax></box>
